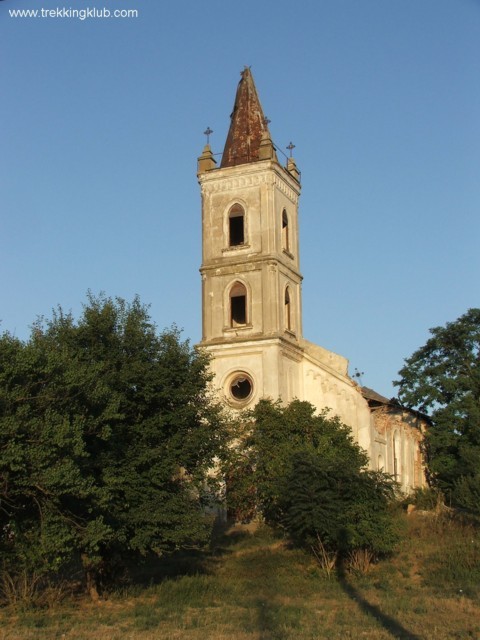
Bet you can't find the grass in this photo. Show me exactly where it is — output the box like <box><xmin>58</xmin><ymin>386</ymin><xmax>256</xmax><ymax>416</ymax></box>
<box><xmin>0</xmin><ymin>514</ymin><xmax>479</xmax><ymax>640</ymax></box>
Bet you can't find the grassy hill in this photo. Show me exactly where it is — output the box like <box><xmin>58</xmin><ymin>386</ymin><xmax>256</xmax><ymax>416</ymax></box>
<box><xmin>1</xmin><ymin>513</ymin><xmax>479</xmax><ymax>640</ymax></box>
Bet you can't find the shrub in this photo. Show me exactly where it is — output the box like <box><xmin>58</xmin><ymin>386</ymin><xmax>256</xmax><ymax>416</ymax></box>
<box><xmin>278</xmin><ymin>450</ymin><xmax>399</xmax><ymax>572</ymax></box>
<box><xmin>409</xmin><ymin>487</ymin><xmax>444</xmax><ymax>511</ymax></box>
<box><xmin>226</xmin><ymin>400</ymin><xmax>399</xmax><ymax>573</ymax></box>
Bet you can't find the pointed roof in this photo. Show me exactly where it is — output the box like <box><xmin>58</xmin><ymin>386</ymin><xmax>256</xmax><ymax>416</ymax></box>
<box><xmin>221</xmin><ymin>67</ymin><xmax>277</xmax><ymax>168</ymax></box>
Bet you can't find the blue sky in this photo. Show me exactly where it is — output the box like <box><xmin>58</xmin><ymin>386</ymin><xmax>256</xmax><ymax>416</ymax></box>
<box><xmin>2</xmin><ymin>0</ymin><xmax>479</xmax><ymax>397</ymax></box>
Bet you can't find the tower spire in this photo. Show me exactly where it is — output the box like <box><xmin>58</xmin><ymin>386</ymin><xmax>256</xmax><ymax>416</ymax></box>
<box><xmin>221</xmin><ymin>67</ymin><xmax>277</xmax><ymax>168</ymax></box>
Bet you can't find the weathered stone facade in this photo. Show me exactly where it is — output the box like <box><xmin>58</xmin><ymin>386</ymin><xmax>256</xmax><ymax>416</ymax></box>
<box><xmin>198</xmin><ymin>68</ymin><xmax>427</xmax><ymax>492</ymax></box>
<box><xmin>363</xmin><ymin>388</ymin><xmax>428</xmax><ymax>492</ymax></box>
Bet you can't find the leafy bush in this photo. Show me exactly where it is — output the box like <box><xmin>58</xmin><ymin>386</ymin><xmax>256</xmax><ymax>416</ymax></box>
<box><xmin>453</xmin><ymin>474</ymin><xmax>480</xmax><ymax>515</ymax></box>
<box><xmin>0</xmin><ymin>294</ymin><xmax>226</xmax><ymax>599</ymax></box>
<box><xmin>278</xmin><ymin>450</ymin><xmax>399</xmax><ymax>572</ymax></box>
<box><xmin>225</xmin><ymin>400</ymin><xmax>399</xmax><ymax>572</ymax></box>
<box><xmin>409</xmin><ymin>487</ymin><xmax>444</xmax><ymax>511</ymax></box>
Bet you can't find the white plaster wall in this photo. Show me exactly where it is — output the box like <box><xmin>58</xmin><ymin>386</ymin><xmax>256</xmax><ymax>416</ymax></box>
<box><xmin>300</xmin><ymin>358</ymin><xmax>373</xmax><ymax>454</ymax></box>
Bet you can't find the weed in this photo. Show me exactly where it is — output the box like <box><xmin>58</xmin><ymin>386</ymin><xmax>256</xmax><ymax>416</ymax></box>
<box><xmin>0</xmin><ymin>570</ymin><xmax>43</xmax><ymax>609</ymax></box>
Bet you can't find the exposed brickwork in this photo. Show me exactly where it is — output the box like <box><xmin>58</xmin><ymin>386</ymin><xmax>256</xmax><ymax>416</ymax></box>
<box><xmin>371</xmin><ymin>405</ymin><xmax>427</xmax><ymax>490</ymax></box>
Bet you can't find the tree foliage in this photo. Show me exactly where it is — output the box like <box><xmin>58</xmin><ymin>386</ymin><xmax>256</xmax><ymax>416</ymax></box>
<box><xmin>0</xmin><ymin>294</ymin><xmax>225</xmax><ymax>597</ymax></box>
<box><xmin>395</xmin><ymin>308</ymin><xmax>480</xmax><ymax>512</ymax></box>
<box><xmin>225</xmin><ymin>399</ymin><xmax>398</xmax><ymax>567</ymax></box>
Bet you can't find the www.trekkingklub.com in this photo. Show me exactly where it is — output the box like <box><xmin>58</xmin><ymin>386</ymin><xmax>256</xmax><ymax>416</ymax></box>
<box><xmin>8</xmin><ymin>7</ymin><xmax>139</xmax><ymax>20</ymax></box>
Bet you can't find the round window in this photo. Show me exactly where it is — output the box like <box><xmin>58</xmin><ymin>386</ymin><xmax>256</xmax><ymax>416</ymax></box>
<box><xmin>230</xmin><ymin>374</ymin><xmax>253</xmax><ymax>402</ymax></box>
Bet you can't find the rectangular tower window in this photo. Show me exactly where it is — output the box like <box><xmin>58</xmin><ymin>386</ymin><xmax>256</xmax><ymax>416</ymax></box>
<box><xmin>231</xmin><ymin>295</ymin><xmax>246</xmax><ymax>326</ymax></box>
<box><xmin>229</xmin><ymin>215</ymin><xmax>244</xmax><ymax>246</ymax></box>
<box><xmin>282</xmin><ymin>210</ymin><xmax>290</xmax><ymax>252</ymax></box>
<box><xmin>284</xmin><ymin>288</ymin><xmax>292</xmax><ymax>332</ymax></box>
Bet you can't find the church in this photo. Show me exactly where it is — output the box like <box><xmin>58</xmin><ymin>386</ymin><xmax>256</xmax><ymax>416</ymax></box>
<box><xmin>197</xmin><ymin>68</ymin><xmax>427</xmax><ymax>493</ymax></box>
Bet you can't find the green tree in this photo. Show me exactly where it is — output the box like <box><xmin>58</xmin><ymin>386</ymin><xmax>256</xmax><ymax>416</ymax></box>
<box><xmin>225</xmin><ymin>399</ymin><xmax>398</xmax><ymax>568</ymax></box>
<box><xmin>394</xmin><ymin>308</ymin><xmax>480</xmax><ymax>513</ymax></box>
<box><xmin>0</xmin><ymin>294</ymin><xmax>225</xmax><ymax>598</ymax></box>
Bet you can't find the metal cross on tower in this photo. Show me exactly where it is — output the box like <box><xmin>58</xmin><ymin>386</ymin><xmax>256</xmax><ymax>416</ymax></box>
<box><xmin>286</xmin><ymin>141</ymin><xmax>296</xmax><ymax>157</ymax></box>
<box><xmin>204</xmin><ymin>127</ymin><xmax>213</xmax><ymax>144</ymax></box>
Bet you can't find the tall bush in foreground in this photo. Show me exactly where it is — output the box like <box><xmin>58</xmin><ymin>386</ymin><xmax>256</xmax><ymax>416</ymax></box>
<box><xmin>0</xmin><ymin>293</ymin><xmax>225</xmax><ymax>599</ymax></box>
<box><xmin>278</xmin><ymin>450</ymin><xmax>398</xmax><ymax>572</ymax></box>
<box><xmin>226</xmin><ymin>399</ymin><xmax>398</xmax><ymax>571</ymax></box>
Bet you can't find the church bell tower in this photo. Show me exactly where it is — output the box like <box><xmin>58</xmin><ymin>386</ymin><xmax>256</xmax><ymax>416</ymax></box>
<box><xmin>195</xmin><ymin>69</ymin><xmax>427</xmax><ymax>490</ymax></box>
<box><xmin>197</xmin><ymin>67</ymin><xmax>304</xmax><ymax>408</ymax></box>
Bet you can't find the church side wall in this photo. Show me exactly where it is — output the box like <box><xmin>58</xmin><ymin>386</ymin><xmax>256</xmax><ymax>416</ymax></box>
<box><xmin>370</xmin><ymin>407</ymin><xmax>427</xmax><ymax>493</ymax></box>
<box><xmin>300</xmin><ymin>355</ymin><xmax>374</xmax><ymax>455</ymax></box>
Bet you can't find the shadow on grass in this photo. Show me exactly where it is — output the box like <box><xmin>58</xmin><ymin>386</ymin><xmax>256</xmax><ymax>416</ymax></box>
<box><xmin>336</xmin><ymin>559</ymin><xmax>421</xmax><ymax>640</ymax></box>
<box><xmin>119</xmin><ymin>547</ymin><xmax>210</xmax><ymax>588</ymax></box>
<box><xmin>254</xmin><ymin>598</ymin><xmax>291</xmax><ymax>640</ymax></box>
<box><xmin>122</xmin><ymin>521</ymin><xmax>255</xmax><ymax>588</ymax></box>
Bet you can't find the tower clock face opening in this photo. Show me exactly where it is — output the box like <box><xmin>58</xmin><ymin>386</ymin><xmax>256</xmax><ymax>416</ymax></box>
<box><xmin>229</xmin><ymin>373</ymin><xmax>253</xmax><ymax>402</ymax></box>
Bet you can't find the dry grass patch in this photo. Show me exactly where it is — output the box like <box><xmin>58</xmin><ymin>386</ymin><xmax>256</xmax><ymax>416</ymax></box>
<box><xmin>0</xmin><ymin>517</ymin><xmax>479</xmax><ymax>639</ymax></box>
